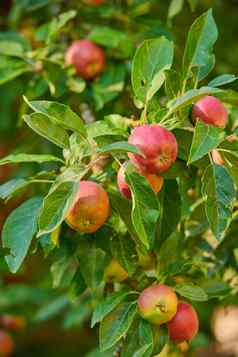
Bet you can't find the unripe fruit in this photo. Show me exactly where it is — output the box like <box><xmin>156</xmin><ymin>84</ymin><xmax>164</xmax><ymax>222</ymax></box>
<box><xmin>104</xmin><ymin>259</ymin><xmax>128</xmax><ymax>283</ymax></box>
<box><xmin>117</xmin><ymin>163</ymin><xmax>164</xmax><ymax>199</ymax></box>
<box><xmin>128</xmin><ymin>125</ymin><xmax>178</xmax><ymax>174</ymax></box>
<box><xmin>138</xmin><ymin>252</ymin><xmax>154</xmax><ymax>271</ymax></box>
<box><xmin>192</xmin><ymin>96</ymin><xmax>228</xmax><ymax>128</ymax></box>
<box><xmin>211</xmin><ymin>149</ymin><xmax>225</xmax><ymax>165</ymax></box>
<box><xmin>138</xmin><ymin>284</ymin><xmax>178</xmax><ymax>325</ymax></box>
<box><xmin>168</xmin><ymin>302</ymin><xmax>199</xmax><ymax>342</ymax></box>
<box><xmin>0</xmin><ymin>315</ymin><xmax>26</xmax><ymax>332</ymax></box>
<box><xmin>0</xmin><ymin>330</ymin><xmax>14</xmax><ymax>356</ymax></box>
<box><xmin>66</xmin><ymin>181</ymin><xmax>109</xmax><ymax>233</ymax></box>
<box><xmin>65</xmin><ymin>40</ymin><xmax>105</xmax><ymax>80</ymax></box>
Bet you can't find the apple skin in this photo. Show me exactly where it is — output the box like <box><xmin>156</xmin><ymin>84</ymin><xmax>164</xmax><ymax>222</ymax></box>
<box><xmin>117</xmin><ymin>162</ymin><xmax>164</xmax><ymax>199</ymax></box>
<box><xmin>138</xmin><ymin>284</ymin><xmax>178</xmax><ymax>325</ymax></box>
<box><xmin>104</xmin><ymin>259</ymin><xmax>128</xmax><ymax>283</ymax></box>
<box><xmin>168</xmin><ymin>302</ymin><xmax>199</xmax><ymax>342</ymax></box>
<box><xmin>0</xmin><ymin>330</ymin><xmax>14</xmax><ymax>357</ymax></box>
<box><xmin>192</xmin><ymin>96</ymin><xmax>228</xmax><ymax>128</ymax></box>
<box><xmin>211</xmin><ymin>149</ymin><xmax>225</xmax><ymax>165</ymax></box>
<box><xmin>65</xmin><ymin>40</ymin><xmax>105</xmax><ymax>80</ymax></box>
<box><xmin>128</xmin><ymin>125</ymin><xmax>178</xmax><ymax>174</ymax></box>
<box><xmin>0</xmin><ymin>315</ymin><xmax>26</xmax><ymax>332</ymax></box>
<box><xmin>66</xmin><ymin>181</ymin><xmax>110</xmax><ymax>233</ymax></box>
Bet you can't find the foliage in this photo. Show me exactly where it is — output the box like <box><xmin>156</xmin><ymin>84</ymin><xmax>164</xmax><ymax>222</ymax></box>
<box><xmin>1</xmin><ymin>1</ymin><xmax>238</xmax><ymax>356</ymax></box>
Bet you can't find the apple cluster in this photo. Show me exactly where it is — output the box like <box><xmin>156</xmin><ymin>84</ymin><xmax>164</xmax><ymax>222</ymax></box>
<box><xmin>117</xmin><ymin>124</ymin><xmax>178</xmax><ymax>199</ymax></box>
<box><xmin>138</xmin><ymin>284</ymin><xmax>199</xmax><ymax>343</ymax></box>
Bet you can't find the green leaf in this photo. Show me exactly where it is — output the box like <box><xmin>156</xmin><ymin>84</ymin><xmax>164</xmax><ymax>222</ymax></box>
<box><xmin>165</xmin><ymin>69</ymin><xmax>181</xmax><ymax>99</ymax></box>
<box><xmin>47</xmin><ymin>10</ymin><xmax>77</xmax><ymax>43</ymax></box>
<box><xmin>91</xmin><ymin>291</ymin><xmax>133</xmax><ymax>328</ymax></box>
<box><xmin>208</xmin><ymin>74</ymin><xmax>237</xmax><ymax>88</ymax></box>
<box><xmin>63</xmin><ymin>297</ymin><xmax>91</xmax><ymax>329</ymax></box>
<box><xmin>157</xmin><ymin>233</ymin><xmax>183</xmax><ymax>278</ymax></box>
<box><xmin>88</xmin><ymin>26</ymin><xmax>133</xmax><ymax>58</ymax></box>
<box><xmin>167</xmin><ymin>86</ymin><xmax>220</xmax><ymax>115</ymax></box>
<box><xmin>2</xmin><ymin>197</ymin><xmax>43</xmax><ymax>273</ymax></box>
<box><xmin>67</xmin><ymin>77</ymin><xmax>86</xmax><ymax>94</ymax></box>
<box><xmin>111</xmin><ymin>236</ymin><xmax>137</xmax><ymax>277</ymax></box>
<box><xmin>25</xmin><ymin>99</ymin><xmax>86</xmax><ymax>137</ymax></box>
<box><xmin>182</xmin><ymin>9</ymin><xmax>218</xmax><ymax>81</ymax></box>
<box><xmin>23</xmin><ymin>113</ymin><xmax>69</xmax><ymax>149</ymax></box>
<box><xmin>92</xmin><ymin>63</ymin><xmax>126</xmax><ymax>110</ymax></box>
<box><xmin>202</xmin><ymin>280</ymin><xmax>231</xmax><ymax>299</ymax></box>
<box><xmin>126</xmin><ymin>172</ymin><xmax>160</xmax><ymax>250</ymax></box>
<box><xmin>121</xmin><ymin>319</ymin><xmax>153</xmax><ymax>357</ymax></box>
<box><xmin>0</xmin><ymin>31</ymin><xmax>31</xmax><ymax>51</ymax></box>
<box><xmin>0</xmin><ymin>153</ymin><xmax>64</xmax><ymax>166</ymax></box>
<box><xmin>0</xmin><ymin>56</ymin><xmax>31</xmax><ymax>85</ymax></box>
<box><xmin>188</xmin><ymin>121</ymin><xmax>225</xmax><ymax>164</ymax></box>
<box><xmin>215</xmin><ymin>89</ymin><xmax>238</xmax><ymax>106</ymax></box>
<box><xmin>109</xmin><ymin>191</ymin><xmax>139</xmax><ymax>243</ymax></box>
<box><xmin>77</xmin><ymin>237</ymin><xmax>107</xmax><ymax>291</ymax></box>
<box><xmin>202</xmin><ymin>165</ymin><xmax>235</xmax><ymax>240</ymax></box>
<box><xmin>175</xmin><ymin>284</ymin><xmax>208</xmax><ymax>301</ymax></box>
<box><xmin>153</xmin><ymin>327</ymin><xmax>169</xmax><ymax>355</ymax></box>
<box><xmin>0</xmin><ymin>41</ymin><xmax>25</xmax><ymax>58</ymax></box>
<box><xmin>50</xmin><ymin>245</ymin><xmax>78</xmax><ymax>288</ymax></box>
<box><xmin>0</xmin><ymin>179</ymin><xmax>27</xmax><ymax>200</ymax></box>
<box><xmin>34</xmin><ymin>296</ymin><xmax>69</xmax><ymax>322</ymax></box>
<box><xmin>99</xmin><ymin>302</ymin><xmax>137</xmax><ymax>351</ymax></box>
<box><xmin>168</xmin><ymin>0</ymin><xmax>184</xmax><ymax>20</ymax></box>
<box><xmin>133</xmin><ymin>345</ymin><xmax>153</xmax><ymax>357</ymax></box>
<box><xmin>97</xmin><ymin>142</ymin><xmax>142</xmax><ymax>156</ymax></box>
<box><xmin>38</xmin><ymin>181</ymin><xmax>79</xmax><ymax>236</ymax></box>
<box><xmin>87</xmin><ymin>121</ymin><xmax>127</xmax><ymax>139</ymax></box>
<box><xmin>157</xmin><ymin>180</ymin><xmax>181</xmax><ymax>244</ymax></box>
<box><xmin>132</xmin><ymin>37</ymin><xmax>174</xmax><ymax>103</ymax></box>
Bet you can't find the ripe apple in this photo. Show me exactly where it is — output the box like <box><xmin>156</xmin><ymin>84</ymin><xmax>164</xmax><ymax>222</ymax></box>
<box><xmin>66</xmin><ymin>181</ymin><xmax>110</xmax><ymax>233</ymax></box>
<box><xmin>65</xmin><ymin>40</ymin><xmax>105</xmax><ymax>80</ymax></box>
<box><xmin>0</xmin><ymin>330</ymin><xmax>14</xmax><ymax>356</ymax></box>
<box><xmin>117</xmin><ymin>162</ymin><xmax>164</xmax><ymax>199</ymax></box>
<box><xmin>0</xmin><ymin>315</ymin><xmax>26</xmax><ymax>332</ymax></box>
<box><xmin>138</xmin><ymin>284</ymin><xmax>178</xmax><ymax>325</ymax></box>
<box><xmin>192</xmin><ymin>96</ymin><xmax>228</xmax><ymax>128</ymax></box>
<box><xmin>104</xmin><ymin>259</ymin><xmax>128</xmax><ymax>283</ymax></box>
<box><xmin>128</xmin><ymin>124</ymin><xmax>178</xmax><ymax>174</ymax></box>
<box><xmin>168</xmin><ymin>302</ymin><xmax>199</xmax><ymax>342</ymax></box>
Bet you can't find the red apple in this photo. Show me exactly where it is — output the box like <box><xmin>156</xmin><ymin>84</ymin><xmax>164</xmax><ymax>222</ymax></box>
<box><xmin>128</xmin><ymin>125</ymin><xmax>178</xmax><ymax>174</ymax></box>
<box><xmin>0</xmin><ymin>315</ymin><xmax>26</xmax><ymax>332</ymax></box>
<box><xmin>211</xmin><ymin>149</ymin><xmax>225</xmax><ymax>165</ymax></box>
<box><xmin>168</xmin><ymin>302</ymin><xmax>199</xmax><ymax>342</ymax></box>
<box><xmin>117</xmin><ymin>162</ymin><xmax>164</xmax><ymax>199</ymax></box>
<box><xmin>0</xmin><ymin>330</ymin><xmax>14</xmax><ymax>356</ymax></box>
<box><xmin>192</xmin><ymin>96</ymin><xmax>228</xmax><ymax>128</ymax></box>
<box><xmin>65</xmin><ymin>40</ymin><xmax>105</xmax><ymax>80</ymax></box>
<box><xmin>66</xmin><ymin>181</ymin><xmax>110</xmax><ymax>233</ymax></box>
<box><xmin>138</xmin><ymin>284</ymin><xmax>178</xmax><ymax>325</ymax></box>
